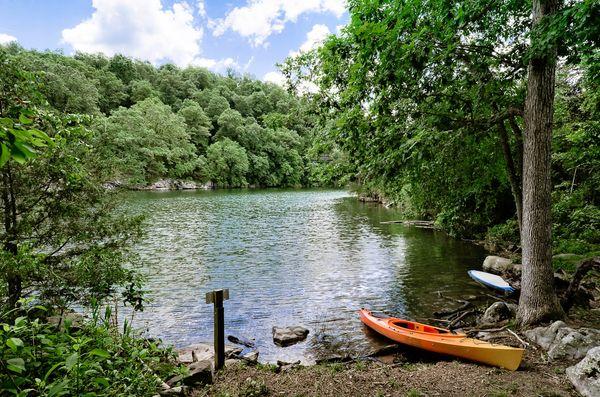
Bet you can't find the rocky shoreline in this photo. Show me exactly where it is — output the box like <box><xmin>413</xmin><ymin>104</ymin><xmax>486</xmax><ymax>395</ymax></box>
<box><xmin>154</xmin><ymin>254</ymin><xmax>599</xmax><ymax>396</ymax></box>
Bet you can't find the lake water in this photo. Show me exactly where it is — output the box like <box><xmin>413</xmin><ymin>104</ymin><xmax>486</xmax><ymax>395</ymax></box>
<box><xmin>121</xmin><ymin>189</ymin><xmax>487</xmax><ymax>363</ymax></box>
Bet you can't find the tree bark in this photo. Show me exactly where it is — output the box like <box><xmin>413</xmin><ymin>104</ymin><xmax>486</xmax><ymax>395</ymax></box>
<box><xmin>498</xmin><ymin>121</ymin><xmax>523</xmax><ymax>231</ymax></box>
<box><xmin>517</xmin><ymin>0</ymin><xmax>564</xmax><ymax>326</ymax></box>
<box><xmin>2</xmin><ymin>166</ymin><xmax>21</xmax><ymax>308</ymax></box>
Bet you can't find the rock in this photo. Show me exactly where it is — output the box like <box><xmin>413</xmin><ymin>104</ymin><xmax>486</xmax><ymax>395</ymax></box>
<box><xmin>566</xmin><ymin>346</ymin><xmax>600</xmax><ymax>397</ymax></box>
<box><xmin>482</xmin><ymin>256</ymin><xmax>512</xmax><ymax>272</ymax></box>
<box><xmin>272</xmin><ymin>326</ymin><xmax>309</xmax><ymax>347</ymax></box>
<box><xmin>225</xmin><ymin>358</ymin><xmax>241</xmax><ymax>367</ymax></box>
<box><xmin>525</xmin><ymin>321</ymin><xmax>569</xmax><ymax>349</ymax></box>
<box><xmin>166</xmin><ymin>360</ymin><xmax>212</xmax><ymax>387</ymax></box>
<box><xmin>47</xmin><ymin>312</ymin><xmax>85</xmax><ymax>331</ymax></box>
<box><xmin>276</xmin><ymin>360</ymin><xmax>301</xmax><ymax>373</ymax></box>
<box><xmin>159</xmin><ymin>386</ymin><xmax>189</xmax><ymax>396</ymax></box>
<box><xmin>315</xmin><ymin>355</ymin><xmax>353</xmax><ymax>365</ymax></box>
<box><xmin>173</xmin><ymin>180</ymin><xmax>197</xmax><ymax>190</ymax></box>
<box><xmin>177</xmin><ymin>343</ymin><xmax>242</xmax><ymax>364</ymax></box>
<box><xmin>525</xmin><ymin>321</ymin><xmax>600</xmax><ymax>360</ymax></box>
<box><xmin>242</xmin><ymin>350</ymin><xmax>259</xmax><ymax>363</ymax></box>
<box><xmin>480</xmin><ymin>302</ymin><xmax>517</xmax><ymax>325</ymax></box>
<box><xmin>368</xmin><ymin>344</ymin><xmax>403</xmax><ymax>357</ymax></box>
<box><xmin>228</xmin><ymin>335</ymin><xmax>256</xmax><ymax>348</ymax></box>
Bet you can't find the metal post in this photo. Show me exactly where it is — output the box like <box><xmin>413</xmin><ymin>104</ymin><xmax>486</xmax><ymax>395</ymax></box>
<box><xmin>206</xmin><ymin>289</ymin><xmax>229</xmax><ymax>370</ymax></box>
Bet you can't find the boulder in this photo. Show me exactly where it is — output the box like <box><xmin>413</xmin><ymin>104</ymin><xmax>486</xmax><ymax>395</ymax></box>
<box><xmin>272</xmin><ymin>326</ymin><xmax>309</xmax><ymax>347</ymax></box>
<box><xmin>480</xmin><ymin>302</ymin><xmax>517</xmax><ymax>325</ymax></box>
<box><xmin>173</xmin><ymin>180</ymin><xmax>197</xmax><ymax>190</ymax></box>
<box><xmin>47</xmin><ymin>312</ymin><xmax>85</xmax><ymax>331</ymax></box>
<box><xmin>242</xmin><ymin>350</ymin><xmax>259</xmax><ymax>363</ymax></box>
<box><xmin>525</xmin><ymin>321</ymin><xmax>600</xmax><ymax>360</ymax></box>
<box><xmin>566</xmin><ymin>346</ymin><xmax>600</xmax><ymax>397</ymax></box>
<box><xmin>177</xmin><ymin>343</ymin><xmax>242</xmax><ymax>364</ymax></box>
<box><xmin>482</xmin><ymin>256</ymin><xmax>512</xmax><ymax>272</ymax></box>
<box><xmin>166</xmin><ymin>360</ymin><xmax>212</xmax><ymax>387</ymax></box>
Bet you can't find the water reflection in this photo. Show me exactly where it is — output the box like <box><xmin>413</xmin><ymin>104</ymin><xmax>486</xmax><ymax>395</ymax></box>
<box><xmin>120</xmin><ymin>189</ymin><xmax>486</xmax><ymax>363</ymax></box>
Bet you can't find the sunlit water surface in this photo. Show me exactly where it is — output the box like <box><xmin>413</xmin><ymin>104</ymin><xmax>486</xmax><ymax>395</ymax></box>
<box><xmin>120</xmin><ymin>189</ymin><xmax>487</xmax><ymax>363</ymax></box>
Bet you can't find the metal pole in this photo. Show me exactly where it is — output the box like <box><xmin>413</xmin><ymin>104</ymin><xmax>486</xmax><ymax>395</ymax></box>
<box><xmin>206</xmin><ymin>289</ymin><xmax>229</xmax><ymax>371</ymax></box>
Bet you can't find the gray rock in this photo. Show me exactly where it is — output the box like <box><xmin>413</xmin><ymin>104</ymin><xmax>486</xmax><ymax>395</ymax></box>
<box><xmin>276</xmin><ymin>360</ymin><xmax>301</xmax><ymax>373</ymax></box>
<box><xmin>228</xmin><ymin>334</ymin><xmax>256</xmax><ymax>348</ymax></box>
<box><xmin>566</xmin><ymin>346</ymin><xmax>600</xmax><ymax>397</ymax></box>
<box><xmin>159</xmin><ymin>386</ymin><xmax>189</xmax><ymax>396</ymax></box>
<box><xmin>166</xmin><ymin>360</ymin><xmax>212</xmax><ymax>387</ymax></box>
<box><xmin>525</xmin><ymin>321</ymin><xmax>568</xmax><ymax>349</ymax></box>
<box><xmin>482</xmin><ymin>256</ymin><xmax>514</xmax><ymax>274</ymax></box>
<box><xmin>242</xmin><ymin>350</ymin><xmax>259</xmax><ymax>363</ymax></box>
<box><xmin>272</xmin><ymin>326</ymin><xmax>309</xmax><ymax>346</ymax></box>
<box><xmin>177</xmin><ymin>343</ymin><xmax>242</xmax><ymax>364</ymax></box>
<box><xmin>525</xmin><ymin>321</ymin><xmax>600</xmax><ymax>360</ymax></box>
<box><xmin>480</xmin><ymin>302</ymin><xmax>517</xmax><ymax>325</ymax></box>
<box><xmin>47</xmin><ymin>312</ymin><xmax>85</xmax><ymax>331</ymax></box>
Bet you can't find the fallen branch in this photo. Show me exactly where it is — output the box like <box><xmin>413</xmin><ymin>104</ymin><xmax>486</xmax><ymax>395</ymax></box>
<box><xmin>434</xmin><ymin>301</ymin><xmax>472</xmax><ymax>317</ymax></box>
<box><xmin>448</xmin><ymin>310</ymin><xmax>475</xmax><ymax>329</ymax></box>
<box><xmin>561</xmin><ymin>257</ymin><xmax>600</xmax><ymax>312</ymax></box>
<box><xmin>507</xmin><ymin>328</ymin><xmax>530</xmax><ymax>348</ymax></box>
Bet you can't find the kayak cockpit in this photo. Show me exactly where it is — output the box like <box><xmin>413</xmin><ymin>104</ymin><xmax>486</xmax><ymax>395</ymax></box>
<box><xmin>388</xmin><ymin>319</ymin><xmax>452</xmax><ymax>335</ymax></box>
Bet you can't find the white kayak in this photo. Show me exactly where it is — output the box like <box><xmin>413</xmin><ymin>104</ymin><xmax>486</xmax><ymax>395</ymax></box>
<box><xmin>468</xmin><ymin>270</ymin><xmax>515</xmax><ymax>293</ymax></box>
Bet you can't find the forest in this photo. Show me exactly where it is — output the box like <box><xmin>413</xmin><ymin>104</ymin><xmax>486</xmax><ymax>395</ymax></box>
<box><xmin>282</xmin><ymin>0</ymin><xmax>599</xmax><ymax>258</ymax></box>
<box><xmin>1</xmin><ymin>0</ymin><xmax>599</xmax><ymax>395</ymax></box>
<box><xmin>0</xmin><ymin>43</ymin><xmax>346</xmax><ymax>190</ymax></box>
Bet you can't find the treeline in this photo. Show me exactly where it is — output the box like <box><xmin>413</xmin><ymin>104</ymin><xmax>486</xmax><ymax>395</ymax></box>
<box><xmin>283</xmin><ymin>0</ymin><xmax>599</xmax><ymax>256</ymax></box>
<box><xmin>1</xmin><ymin>44</ymin><xmax>345</xmax><ymax>188</ymax></box>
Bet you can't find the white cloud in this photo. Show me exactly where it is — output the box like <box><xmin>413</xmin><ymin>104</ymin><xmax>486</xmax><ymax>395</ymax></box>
<box><xmin>289</xmin><ymin>24</ymin><xmax>330</xmax><ymax>57</ymax></box>
<box><xmin>0</xmin><ymin>33</ymin><xmax>17</xmax><ymax>44</ymax></box>
<box><xmin>197</xmin><ymin>0</ymin><xmax>207</xmax><ymax>18</ymax></box>
<box><xmin>212</xmin><ymin>0</ymin><xmax>346</xmax><ymax>46</ymax></box>
<box><xmin>192</xmin><ymin>57</ymin><xmax>239</xmax><ymax>72</ymax></box>
<box><xmin>263</xmin><ymin>71</ymin><xmax>286</xmax><ymax>86</ymax></box>
<box><xmin>62</xmin><ymin>0</ymin><xmax>203</xmax><ymax>66</ymax></box>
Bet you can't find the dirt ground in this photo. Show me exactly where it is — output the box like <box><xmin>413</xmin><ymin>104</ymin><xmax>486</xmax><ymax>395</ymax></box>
<box><xmin>192</xmin><ymin>345</ymin><xmax>579</xmax><ymax>397</ymax></box>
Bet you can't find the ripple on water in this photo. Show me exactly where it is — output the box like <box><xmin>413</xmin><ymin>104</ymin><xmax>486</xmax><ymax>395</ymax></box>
<box><xmin>120</xmin><ymin>189</ymin><xmax>487</xmax><ymax>363</ymax></box>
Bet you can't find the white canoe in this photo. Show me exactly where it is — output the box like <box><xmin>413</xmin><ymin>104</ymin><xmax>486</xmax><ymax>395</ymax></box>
<box><xmin>468</xmin><ymin>270</ymin><xmax>515</xmax><ymax>293</ymax></box>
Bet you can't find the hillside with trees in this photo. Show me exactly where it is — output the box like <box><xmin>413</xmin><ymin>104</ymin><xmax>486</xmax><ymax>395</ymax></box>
<box><xmin>1</xmin><ymin>44</ymin><xmax>345</xmax><ymax>189</ymax></box>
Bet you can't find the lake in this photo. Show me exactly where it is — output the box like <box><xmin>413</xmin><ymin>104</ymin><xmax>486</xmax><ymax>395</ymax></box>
<box><xmin>122</xmin><ymin>189</ymin><xmax>487</xmax><ymax>363</ymax></box>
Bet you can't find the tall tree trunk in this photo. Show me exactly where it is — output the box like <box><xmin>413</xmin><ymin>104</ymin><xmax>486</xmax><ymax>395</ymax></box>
<box><xmin>2</xmin><ymin>166</ymin><xmax>21</xmax><ymax>308</ymax></box>
<box><xmin>498</xmin><ymin>121</ymin><xmax>523</xmax><ymax>230</ymax></box>
<box><xmin>517</xmin><ymin>0</ymin><xmax>564</xmax><ymax>325</ymax></box>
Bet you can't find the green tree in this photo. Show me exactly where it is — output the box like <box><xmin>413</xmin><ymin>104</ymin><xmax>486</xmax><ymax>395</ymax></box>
<box><xmin>206</xmin><ymin>138</ymin><xmax>249</xmax><ymax>187</ymax></box>
<box><xmin>178</xmin><ymin>99</ymin><xmax>212</xmax><ymax>152</ymax></box>
<box><xmin>94</xmin><ymin>98</ymin><xmax>198</xmax><ymax>184</ymax></box>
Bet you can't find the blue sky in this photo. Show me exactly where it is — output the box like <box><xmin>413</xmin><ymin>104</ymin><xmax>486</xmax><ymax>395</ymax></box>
<box><xmin>0</xmin><ymin>0</ymin><xmax>348</xmax><ymax>83</ymax></box>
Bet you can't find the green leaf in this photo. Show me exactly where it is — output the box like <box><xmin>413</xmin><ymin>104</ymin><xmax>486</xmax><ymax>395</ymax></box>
<box><xmin>0</xmin><ymin>143</ymin><xmax>10</xmax><ymax>167</ymax></box>
<box><xmin>89</xmin><ymin>348</ymin><xmax>110</xmax><ymax>358</ymax></box>
<box><xmin>19</xmin><ymin>113</ymin><xmax>33</xmax><ymax>125</ymax></box>
<box><xmin>65</xmin><ymin>352</ymin><xmax>78</xmax><ymax>370</ymax></box>
<box><xmin>6</xmin><ymin>337</ymin><xmax>24</xmax><ymax>351</ymax></box>
<box><xmin>7</xmin><ymin>357</ymin><xmax>25</xmax><ymax>373</ymax></box>
<box><xmin>93</xmin><ymin>377</ymin><xmax>110</xmax><ymax>388</ymax></box>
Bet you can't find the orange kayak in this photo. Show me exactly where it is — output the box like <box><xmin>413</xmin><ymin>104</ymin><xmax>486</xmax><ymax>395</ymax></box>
<box><xmin>359</xmin><ymin>309</ymin><xmax>524</xmax><ymax>371</ymax></box>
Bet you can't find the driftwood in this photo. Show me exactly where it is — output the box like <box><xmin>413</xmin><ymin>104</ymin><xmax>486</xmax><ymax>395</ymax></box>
<box><xmin>433</xmin><ymin>301</ymin><xmax>471</xmax><ymax>317</ymax></box>
<box><xmin>561</xmin><ymin>257</ymin><xmax>600</xmax><ymax>312</ymax></box>
<box><xmin>448</xmin><ymin>310</ymin><xmax>475</xmax><ymax>329</ymax></box>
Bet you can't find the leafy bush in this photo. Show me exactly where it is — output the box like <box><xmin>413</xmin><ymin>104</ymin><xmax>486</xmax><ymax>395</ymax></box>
<box><xmin>0</xmin><ymin>304</ymin><xmax>182</xmax><ymax>396</ymax></box>
<box><xmin>485</xmin><ymin>220</ymin><xmax>521</xmax><ymax>253</ymax></box>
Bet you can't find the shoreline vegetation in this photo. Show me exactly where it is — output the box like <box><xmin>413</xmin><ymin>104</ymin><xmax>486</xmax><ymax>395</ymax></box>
<box><xmin>1</xmin><ymin>0</ymin><xmax>599</xmax><ymax>395</ymax></box>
